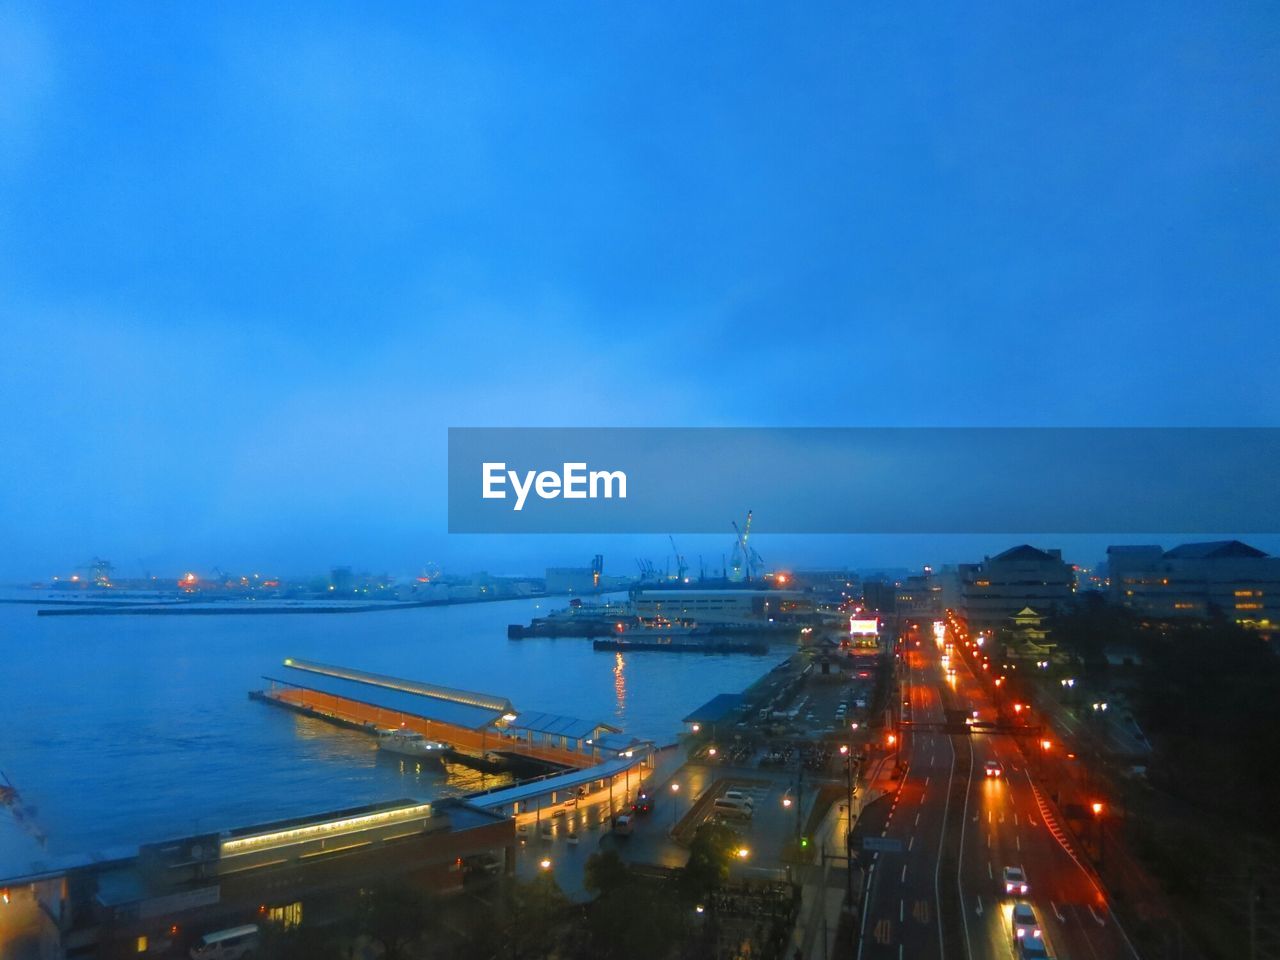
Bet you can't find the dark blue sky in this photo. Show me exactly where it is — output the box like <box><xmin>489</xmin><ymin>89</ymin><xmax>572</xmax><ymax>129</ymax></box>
<box><xmin>1</xmin><ymin>3</ymin><xmax>1277</xmax><ymax>580</ymax></box>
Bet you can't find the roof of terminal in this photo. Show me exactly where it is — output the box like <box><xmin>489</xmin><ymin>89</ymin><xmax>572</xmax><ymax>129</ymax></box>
<box><xmin>265</xmin><ymin>671</ymin><xmax>506</xmax><ymax>730</ymax></box>
<box><xmin>469</xmin><ymin>754</ymin><xmax>645</xmax><ymax>811</ymax></box>
<box><xmin>505</xmin><ymin>710</ymin><xmax>616</xmax><ymax>741</ymax></box>
<box><xmin>682</xmin><ymin>693</ymin><xmax>746</xmax><ymax>725</ymax></box>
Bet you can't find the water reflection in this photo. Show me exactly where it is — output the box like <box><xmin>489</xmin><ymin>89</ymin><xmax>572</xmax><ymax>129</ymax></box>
<box><xmin>613</xmin><ymin>652</ymin><xmax>627</xmax><ymax>724</ymax></box>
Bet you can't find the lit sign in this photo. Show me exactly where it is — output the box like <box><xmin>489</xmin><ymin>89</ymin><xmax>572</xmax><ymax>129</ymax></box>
<box><xmin>849</xmin><ymin>618</ymin><xmax>879</xmax><ymax>636</ymax></box>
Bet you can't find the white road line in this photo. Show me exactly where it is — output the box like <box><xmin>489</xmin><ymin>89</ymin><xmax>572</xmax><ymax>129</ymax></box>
<box><xmin>1016</xmin><ymin>835</ymin><xmax>1021</xmax><ymax>851</ymax></box>
<box><xmin>915</xmin><ymin>812</ymin><xmax>921</xmax><ymax>826</ymax></box>
<box><xmin>1088</xmin><ymin>905</ymin><xmax>1107</xmax><ymax>926</ymax></box>
<box><xmin>901</xmin><ymin>864</ymin><xmax>908</xmax><ymax>883</ymax></box>
<box><xmin>1051</xmin><ymin>901</ymin><xmax>1065</xmax><ymax>922</ymax></box>
<box><xmin>987</xmin><ymin>862</ymin><xmax>992</xmax><ymax>879</ymax></box>
<box><xmin>900</xmin><ymin>899</ymin><xmax>905</xmax><ymax>922</ymax></box>
<box><xmin>909</xmin><ymin>836</ymin><xmax>915</xmax><ymax>851</ymax></box>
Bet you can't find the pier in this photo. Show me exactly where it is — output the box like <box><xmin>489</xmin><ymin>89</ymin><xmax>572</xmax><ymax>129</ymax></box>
<box><xmin>251</xmin><ymin>658</ymin><xmax>649</xmax><ymax>773</ymax></box>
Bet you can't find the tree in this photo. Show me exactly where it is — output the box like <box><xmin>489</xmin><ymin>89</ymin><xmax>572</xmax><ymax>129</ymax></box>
<box><xmin>584</xmin><ymin>849</ymin><xmax>631</xmax><ymax>898</ymax></box>
<box><xmin>357</xmin><ymin>882</ymin><xmax>438</xmax><ymax>960</ymax></box>
<box><xmin>679</xmin><ymin>822</ymin><xmax>738</xmax><ymax>905</ymax></box>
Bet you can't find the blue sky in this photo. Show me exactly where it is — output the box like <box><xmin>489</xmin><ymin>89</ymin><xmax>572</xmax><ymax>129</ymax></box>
<box><xmin>1</xmin><ymin>3</ymin><xmax>1277</xmax><ymax>579</ymax></box>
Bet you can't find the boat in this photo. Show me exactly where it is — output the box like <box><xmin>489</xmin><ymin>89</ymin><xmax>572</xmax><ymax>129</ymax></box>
<box><xmin>376</xmin><ymin>728</ymin><xmax>450</xmax><ymax>763</ymax></box>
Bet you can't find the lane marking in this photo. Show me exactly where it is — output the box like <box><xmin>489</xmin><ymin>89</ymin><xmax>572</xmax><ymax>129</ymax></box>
<box><xmin>1088</xmin><ymin>905</ymin><xmax>1107</xmax><ymax>926</ymax></box>
<box><xmin>901</xmin><ymin>864</ymin><xmax>908</xmax><ymax>883</ymax></box>
<box><xmin>1051</xmin><ymin>901</ymin><xmax>1065</xmax><ymax>922</ymax></box>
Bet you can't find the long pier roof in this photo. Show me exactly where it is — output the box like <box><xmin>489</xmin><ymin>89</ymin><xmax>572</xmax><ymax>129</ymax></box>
<box><xmin>283</xmin><ymin>658</ymin><xmax>515</xmax><ymax>714</ymax></box>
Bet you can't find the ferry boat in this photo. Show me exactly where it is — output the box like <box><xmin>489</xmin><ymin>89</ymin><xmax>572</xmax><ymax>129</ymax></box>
<box><xmin>376</xmin><ymin>728</ymin><xmax>450</xmax><ymax>763</ymax></box>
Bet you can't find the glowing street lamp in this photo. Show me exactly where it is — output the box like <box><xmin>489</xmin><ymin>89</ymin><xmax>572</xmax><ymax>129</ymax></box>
<box><xmin>539</xmin><ymin>857</ymin><xmax>552</xmax><ymax>871</ymax></box>
<box><xmin>670</xmin><ymin>783</ymin><xmax>680</xmax><ymax>830</ymax></box>
<box><xmin>736</xmin><ymin>847</ymin><xmax>750</xmax><ymax>860</ymax></box>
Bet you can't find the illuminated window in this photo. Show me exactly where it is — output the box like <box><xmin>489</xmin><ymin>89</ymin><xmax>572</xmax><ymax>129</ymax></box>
<box><xmin>136</xmin><ymin>936</ymin><xmax>148</xmax><ymax>953</ymax></box>
<box><xmin>1235</xmin><ymin>590</ymin><xmax>1255</xmax><ymax>597</ymax></box>
<box><xmin>1236</xmin><ymin>603</ymin><xmax>1262</xmax><ymax>610</ymax></box>
<box><xmin>268</xmin><ymin>901</ymin><xmax>303</xmax><ymax>929</ymax></box>
<box><xmin>1174</xmin><ymin>602</ymin><xmax>1197</xmax><ymax>610</ymax></box>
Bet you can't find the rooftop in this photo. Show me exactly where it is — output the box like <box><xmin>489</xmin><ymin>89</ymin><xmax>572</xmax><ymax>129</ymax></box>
<box><xmin>266</xmin><ymin>671</ymin><xmax>506</xmax><ymax>730</ymax></box>
<box><xmin>1163</xmin><ymin>540</ymin><xmax>1269</xmax><ymax>560</ymax></box>
<box><xmin>682</xmin><ymin>693</ymin><xmax>746</xmax><ymax>725</ymax></box>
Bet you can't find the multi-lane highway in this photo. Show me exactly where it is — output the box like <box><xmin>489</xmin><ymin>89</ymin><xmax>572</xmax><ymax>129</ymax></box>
<box><xmin>857</xmin><ymin>623</ymin><xmax>1142</xmax><ymax>959</ymax></box>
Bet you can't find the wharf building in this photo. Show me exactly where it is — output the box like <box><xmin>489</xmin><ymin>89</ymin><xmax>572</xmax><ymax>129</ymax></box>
<box><xmin>1105</xmin><ymin>540</ymin><xmax>1280</xmax><ymax>634</ymax></box>
<box><xmin>630</xmin><ymin>588</ymin><xmax>812</xmax><ymax>625</ymax></box>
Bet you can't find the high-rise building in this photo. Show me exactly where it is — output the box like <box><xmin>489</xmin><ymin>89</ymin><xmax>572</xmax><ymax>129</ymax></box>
<box><xmin>960</xmin><ymin>544</ymin><xmax>1075</xmax><ymax>631</ymax></box>
<box><xmin>1105</xmin><ymin>540</ymin><xmax>1279</xmax><ymax>633</ymax></box>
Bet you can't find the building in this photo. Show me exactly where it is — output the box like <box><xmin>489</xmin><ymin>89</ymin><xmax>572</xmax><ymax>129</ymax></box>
<box><xmin>0</xmin><ymin>797</ymin><xmax>515</xmax><ymax>960</ymax></box>
<box><xmin>631</xmin><ymin>588</ymin><xmax>810</xmax><ymax>625</ymax></box>
<box><xmin>895</xmin><ymin>568</ymin><xmax>942</xmax><ymax>620</ymax></box>
<box><xmin>860</xmin><ymin>579</ymin><xmax>896</xmax><ymax>615</ymax></box>
<box><xmin>960</xmin><ymin>545</ymin><xmax>1075</xmax><ymax>632</ymax></box>
<box><xmin>545</xmin><ymin>567</ymin><xmax>599</xmax><ymax>595</ymax></box>
<box><xmin>1106</xmin><ymin>540</ymin><xmax>1280</xmax><ymax>633</ymax></box>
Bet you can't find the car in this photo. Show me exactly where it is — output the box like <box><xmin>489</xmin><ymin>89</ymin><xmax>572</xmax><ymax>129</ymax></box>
<box><xmin>613</xmin><ymin>814</ymin><xmax>634</xmax><ymax>836</ymax></box>
<box><xmin>722</xmin><ymin>790</ymin><xmax>755</xmax><ymax>809</ymax></box>
<box><xmin>1012</xmin><ymin>902</ymin><xmax>1042</xmax><ymax>941</ymax></box>
<box><xmin>631</xmin><ymin>791</ymin><xmax>652</xmax><ymax>815</ymax></box>
<box><xmin>1016</xmin><ymin>936</ymin><xmax>1050</xmax><ymax>959</ymax></box>
<box><xmin>1003</xmin><ymin>865</ymin><xmax>1029</xmax><ymax>895</ymax></box>
<box><xmin>984</xmin><ymin>760</ymin><xmax>1004</xmax><ymax>778</ymax></box>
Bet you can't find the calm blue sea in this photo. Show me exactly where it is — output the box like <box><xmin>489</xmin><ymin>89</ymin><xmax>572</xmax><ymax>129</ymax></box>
<box><xmin>0</xmin><ymin>594</ymin><xmax>782</xmax><ymax>870</ymax></box>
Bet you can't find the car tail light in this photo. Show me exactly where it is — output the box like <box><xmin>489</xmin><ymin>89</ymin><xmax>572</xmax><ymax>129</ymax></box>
<box><xmin>1021</xmin><ymin>884</ymin><xmax>1028</xmax><ymax>893</ymax></box>
<box><xmin>1006</xmin><ymin>883</ymin><xmax>1014</xmax><ymax>892</ymax></box>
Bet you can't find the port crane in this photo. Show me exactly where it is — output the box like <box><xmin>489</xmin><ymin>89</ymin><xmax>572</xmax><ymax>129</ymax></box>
<box><xmin>730</xmin><ymin>510</ymin><xmax>764</xmax><ymax>582</ymax></box>
<box><xmin>668</xmin><ymin>536</ymin><xmax>689</xmax><ymax>582</ymax></box>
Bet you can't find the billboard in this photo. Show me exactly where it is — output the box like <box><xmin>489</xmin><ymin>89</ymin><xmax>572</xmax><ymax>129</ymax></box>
<box><xmin>849</xmin><ymin>617</ymin><xmax>879</xmax><ymax>637</ymax></box>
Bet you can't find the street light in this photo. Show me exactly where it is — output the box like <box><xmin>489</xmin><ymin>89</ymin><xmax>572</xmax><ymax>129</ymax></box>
<box><xmin>670</xmin><ymin>782</ymin><xmax>680</xmax><ymax>831</ymax></box>
<box><xmin>736</xmin><ymin>847</ymin><xmax>750</xmax><ymax>860</ymax></box>
<box><xmin>539</xmin><ymin>857</ymin><xmax>552</xmax><ymax>871</ymax></box>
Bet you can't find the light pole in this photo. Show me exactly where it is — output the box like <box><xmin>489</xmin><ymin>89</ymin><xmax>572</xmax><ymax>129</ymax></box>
<box><xmin>840</xmin><ymin>743</ymin><xmax>854</xmax><ymax>907</ymax></box>
<box><xmin>538</xmin><ymin>857</ymin><xmax>553</xmax><ymax>959</ymax></box>
<box><xmin>670</xmin><ymin>782</ymin><xmax>680</xmax><ymax>832</ymax></box>
<box><xmin>1091</xmin><ymin>802</ymin><xmax>1105</xmax><ymax>867</ymax></box>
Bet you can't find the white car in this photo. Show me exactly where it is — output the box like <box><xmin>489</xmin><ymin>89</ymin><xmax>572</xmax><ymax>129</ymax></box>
<box><xmin>1012</xmin><ymin>902</ymin><xmax>1042</xmax><ymax>941</ymax></box>
<box><xmin>1003</xmin><ymin>865</ymin><xmax>1029</xmax><ymax>895</ymax></box>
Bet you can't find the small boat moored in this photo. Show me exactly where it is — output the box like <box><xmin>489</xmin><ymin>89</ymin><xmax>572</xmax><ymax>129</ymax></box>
<box><xmin>376</xmin><ymin>728</ymin><xmax>450</xmax><ymax>763</ymax></box>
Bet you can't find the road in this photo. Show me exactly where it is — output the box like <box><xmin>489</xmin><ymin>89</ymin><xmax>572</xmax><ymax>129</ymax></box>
<box><xmin>946</xmin><ymin>627</ymin><xmax>1141</xmax><ymax>960</ymax></box>
<box><xmin>857</xmin><ymin>637</ymin><xmax>954</xmax><ymax>960</ymax></box>
<box><xmin>856</xmin><ymin>624</ymin><xmax>1143</xmax><ymax>960</ymax></box>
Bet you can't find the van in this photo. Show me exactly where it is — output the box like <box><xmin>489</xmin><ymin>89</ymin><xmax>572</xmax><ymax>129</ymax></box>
<box><xmin>613</xmin><ymin>814</ymin><xmax>634</xmax><ymax>836</ymax></box>
<box><xmin>722</xmin><ymin>790</ymin><xmax>755</xmax><ymax>810</ymax></box>
<box><xmin>190</xmin><ymin>924</ymin><xmax>259</xmax><ymax>959</ymax></box>
<box><xmin>711</xmin><ymin>797</ymin><xmax>753</xmax><ymax>820</ymax></box>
